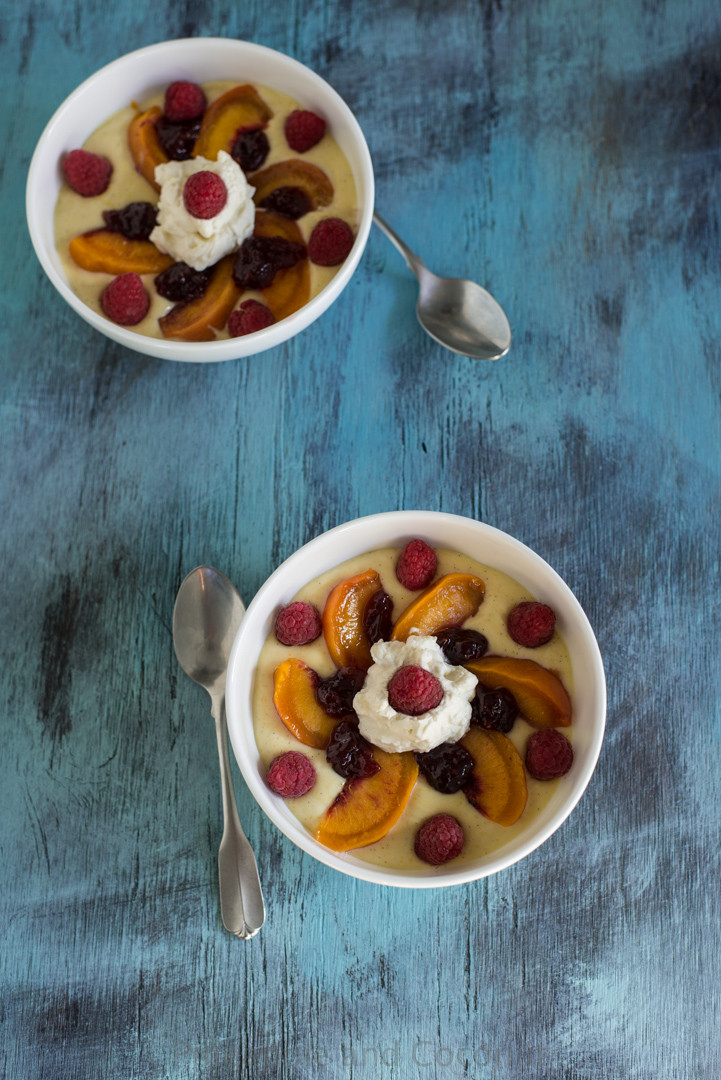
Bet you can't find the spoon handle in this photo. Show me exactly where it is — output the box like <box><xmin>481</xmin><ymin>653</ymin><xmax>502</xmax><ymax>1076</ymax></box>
<box><xmin>212</xmin><ymin>694</ymin><xmax>265</xmax><ymax>939</ymax></box>
<box><xmin>373</xmin><ymin>211</ymin><xmax>427</xmax><ymax>279</ymax></box>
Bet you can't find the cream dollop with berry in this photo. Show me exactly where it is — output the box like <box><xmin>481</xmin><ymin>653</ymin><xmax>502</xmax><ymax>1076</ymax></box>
<box><xmin>150</xmin><ymin>151</ymin><xmax>255</xmax><ymax>270</ymax></box>
<box><xmin>353</xmin><ymin>635</ymin><xmax>478</xmax><ymax>754</ymax></box>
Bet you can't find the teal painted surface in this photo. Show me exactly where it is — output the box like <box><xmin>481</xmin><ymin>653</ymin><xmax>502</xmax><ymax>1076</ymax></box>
<box><xmin>1</xmin><ymin>1</ymin><xmax>720</xmax><ymax>1077</ymax></box>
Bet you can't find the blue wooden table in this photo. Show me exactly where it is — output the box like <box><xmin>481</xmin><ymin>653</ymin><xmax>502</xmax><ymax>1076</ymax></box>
<box><xmin>2</xmin><ymin>1</ymin><xmax>720</xmax><ymax>1077</ymax></box>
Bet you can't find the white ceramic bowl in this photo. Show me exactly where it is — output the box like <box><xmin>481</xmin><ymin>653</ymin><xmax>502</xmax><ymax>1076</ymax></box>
<box><xmin>26</xmin><ymin>37</ymin><xmax>374</xmax><ymax>362</ymax></box>
<box><xmin>226</xmin><ymin>511</ymin><xmax>606</xmax><ymax>888</ymax></box>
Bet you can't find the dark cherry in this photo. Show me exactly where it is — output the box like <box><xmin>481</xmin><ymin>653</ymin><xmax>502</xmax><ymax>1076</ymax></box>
<box><xmin>155</xmin><ymin>115</ymin><xmax>202</xmax><ymax>160</ymax></box>
<box><xmin>415</xmin><ymin>741</ymin><xmax>475</xmax><ymax>794</ymax></box>
<box><xmin>316</xmin><ymin>667</ymin><xmax>366</xmax><ymax>718</ymax></box>
<box><xmin>232</xmin><ymin>236</ymin><xmax>306</xmax><ymax>290</ymax></box>
<box><xmin>231</xmin><ymin>127</ymin><xmax>270</xmax><ymax>173</ymax></box>
<box><xmin>471</xmin><ymin>685</ymin><xmax>519</xmax><ymax>733</ymax></box>
<box><xmin>363</xmin><ymin>590</ymin><xmax>394</xmax><ymax>645</ymax></box>
<box><xmin>154</xmin><ymin>262</ymin><xmax>213</xmax><ymax>303</ymax></box>
<box><xmin>326</xmin><ymin>719</ymin><xmax>380</xmax><ymax>780</ymax></box>
<box><xmin>435</xmin><ymin>627</ymin><xmax>489</xmax><ymax>665</ymax></box>
<box><xmin>260</xmin><ymin>186</ymin><xmax>312</xmax><ymax>220</ymax></box>
<box><xmin>102</xmin><ymin>202</ymin><xmax>158</xmax><ymax>241</ymax></box>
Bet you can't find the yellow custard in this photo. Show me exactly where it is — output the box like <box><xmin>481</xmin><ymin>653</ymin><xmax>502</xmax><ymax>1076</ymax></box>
<box><xmin>54</xmin><ymin>80</ymin><xmax>357</xmax><ymax>339</ymax></box>
<box><xmin>252</xmin><ymin>546</ymin><xmax>574</xmax><ymax>871</ymax></box>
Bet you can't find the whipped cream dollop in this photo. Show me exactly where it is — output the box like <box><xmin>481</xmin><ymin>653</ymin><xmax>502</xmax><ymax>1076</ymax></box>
<box><xmin>150</xmin><ymin>151</ymin><xmax>255</xmax><ymax>271</ymax></box>
<box><xmin>353</xmin><ymin>635</ymin><xmax>478</xmax><ymax>754</ymax></box>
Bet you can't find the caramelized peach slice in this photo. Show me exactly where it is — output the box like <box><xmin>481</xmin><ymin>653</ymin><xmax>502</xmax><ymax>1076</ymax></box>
<box><xmin>128</xmin><ymin>105</ymin><xmax>168</xmax><ymax>190</ymax></box>
<box><xmin>465</xmin><ymin>656</ymin><xmax>572</xmax><ymax>728</ymax></box>
<box><xmin>272</xmin><ymin>657</ymin><xmax>337</xmax><ymax>749</ymax></box>
<box><xmin>461</xmin><ymin>727</ymin><xmax>527</xmax><ymax>826</ymax></box>
<box><xmin>322</xmin><ymin>568</ymin><xmax>382</xmax><ymax>671</ymax></box>
<box><xmin>68</xmin><ymin>229</ymin><xmax>174</xmax><ymax>275</ymax></box>
<box><xmin>250</xmin><ymin>159</ymin><xmax>334</xmax><ymax>210</ymax></box>
<box><xmin>391</xmin><ymin>573</ymin><xmax>486</xmax><ymax>642</ymax></box>
<box><xmin>253</xmin><ymin>210</ymin><xmax>311</xmax><ymax>321</ymax></box>
<box><xmin>193</xmin><ymin>84</ymin><xmax>273</xmax><ymax>160</ymax></box>
<box><xmin>159</xmin><ymin>254</ymin><xmax>241</xmax><ymax>341</ymax></box>
<box><xmin>315</xmin><ymin>749</ymin><xmax>418</xmax><ymax>851</ymax></box>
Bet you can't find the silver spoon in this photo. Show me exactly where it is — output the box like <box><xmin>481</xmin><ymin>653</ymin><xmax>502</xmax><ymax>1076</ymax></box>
<box><xmin>173</xmin><ymin>565</ymin><xmax>265</xmax><ymax>939</ymax></box>
<box><xmin>373</xmin><ymin>211</ymin><xmax>511</xmax><ymax>360</ymax></box>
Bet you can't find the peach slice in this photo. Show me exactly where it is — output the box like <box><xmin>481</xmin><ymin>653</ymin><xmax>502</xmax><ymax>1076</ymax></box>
<box><xmin>127</xmin><ymin>105</ymin><xmax>168</xmax><ymax>190</ymax></box>
<box><xmin>391</xmin><ymin>573</ymin><xmax>486</xmax><ymax>642</ymax></box>
<box><xmin>315</xmin><ymin>748</ymin><xmax>418</xmax><ymax>851</ymax></box>
<box><xmin>465</xmin><ymin>656</ymin><xmax>572</xmax><ymax>728</ymax></box>
<box><xmin>461</xmin><ymin>727</ymin><xmax>527</xmax><ymax>826</ymax></box>
<box><xmin>249</xmin><ymin>159</ymin><xmax>334</xmax><ymax>211</ymax></box>
<box><xmin>68</xmin><ymin>229</ymin><xmax>174</xmax><ymax>275</ymax></box>
<box><xmin>253</xmin><ymin>210</ymin><xmax>311</xmax><ymax>321</ymax></box>
<box><xmin>322</xmin><ymin>568</ymin><xmax>382</xmax><ymax>671</ymax></box>
<box><xmin>158</xmin><ymin>254</ymin><xmax>241</xmax><ymax>341</ymax></box>
<box><xmin>193</xmin><ymin>84</ymin><xmax>273</xmax><ymax>160</ymax></box>
<box><xmin>272</xmin><ymin>657</ymin><xmax>337</xmax><ymax>749</ymax></box>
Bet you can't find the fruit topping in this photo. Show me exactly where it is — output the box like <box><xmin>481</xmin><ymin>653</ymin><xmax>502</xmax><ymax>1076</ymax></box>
<box><xmin>232</xmin><ymin>235</ymin><xmax>306</xmax><ymax>290</ymax></box>
<box><xmin>154</xmin><ymin>262</ymin><xmax>213</xmax><ymax>303</ymax></box>
<box><xmin>415</xmin><ymin>741</ymin><xmax>475</xmax><ymax>793</ymax></box>
<box><xmin>470</xmin><ymin>685</ymin><xmax>519</xmax><ymax>733</ymax></box>
<box><xmin>159</xmin><ymin>254</ymin><xmax>241</xmax><ymax>341</ymax></box>
<box><xmin>228</xmin><ymin>299</ymin><xmax>275</xmax><ymax>337</ymax></box>
<box><xmin>260</xmin><ymin>186</ymin><xmax>312</xmax><ymax>220</ymax></box>
<box><xmin>363</xmin><ymin>589</ymin><xmax>394</xmax><ymax>646</ymax></box>
<box><xmin>231</xmin><ymin>127</ymin><xmax>270</xmax><ymax>173</ymax></box>
<box><xmin>285</xmin><ymin>108</ymin><xmax>326</xmax><ymax>152</ymax></box>
<box><xmin>387</xmin><ymin>665</ymin><xmax>444</xmax><ymax>715</ymax></box>
<box><xmin>265</xmin><ymin>750</ymin><xmax>316</xmax><ymax>797</ymax></box>
<box><xmin>101</xmin><ymin>272</ymin><xmax>150</xmax><ymax>326</ymax></box>
<box><xmin>128</xmin><ymin>105</ymin><xmax>168</xmax><ymax>191</ymax></box>
<box><xmin>62</xmin><ymin>149</ymin><xmax>113</xmax><ymax>197</ymax></box>
<box><xmin>525</xmin><ymin>728</ymin><xmax>574</xmax><ymax>780</ymax></box>
<box><xmin>183</xmin><ymin>170</ymin><xmax>228</xmax><ymax>219</ymax></box>
<box><xmin>68</xmin><ymin>229</ymin><xmax>174</xmax><ymax>275</ymax></box>
<box><xmin>250</xmin><ymin>160</ymin><xmax>334</xmax><ymax>211</ymax></box>
<box><xmin>250</xmin><ymin>211</ymin><xmax>311</xmax><ymax>321</ymax></box>
<box><xmin>307</xmin><ymin>217</ymin><xmax>355</xmax><ymax>266</ymax></box>
<box><xmin>272</xmin><ymin>657</ymin><xmax>337</xmax><ymax>748</ymax></box>
<box><xmin>322</xmin><ymin>568</ymin><xmax>382</xmax><ymax>671</ymax></box>
<box><xmin>414</xmin><ymin>813</ymin><xmax>465</xmax><ymax>865</ymax></box>
<box><xmin>326</xmin><ymin>719</ymin><xmax>380</xmax><ymax>780</ymax></box>
<box><xmin>396</xmin><ymin>539</ymin><xmax>437</xmax><ymax>591</ymax></box>
<box><xmin>316</xmin><ymin>666</ymin><xmax>366</xmax><ymax>718</ymax></box>
<box><xmin>435</xmin><ymin>626</ymin><xmax>488</xmax><ymax>665</ymax></box>
<box><xmin>461</xmin><ymin>727</ymin><xmax>528</xmax><ymax>826</ymax></box>
<box><xmin>193</xmin><ymin>83</ymin><xmax>273</xmax><ymax>161</ymax></box>
<box><xmin>164</xmin><ymin>80</ymin><xmax>207</xmax><ymax>122</ymax></box>
<box><xmin>155</xmin><ymin>116</ymin><xmax>202</xmax><ymax>161</ymax></box>
<box><xmin>274</xmin><ymin>601</ymin><xmax>322</xmax><ymax>646</ymax></box>
<box><xmin>391</xmin><ymin>573</ymin><xmax>486</xmax><ymax>642</ymax></box>
<box><xmin>315</xmin><ymin>748</ymin><xmax>418</xmax><ymax>851</ymax></box>
<box><xmin>507</xmin><ymin>601</ymin><xmax>556</xmax><ymax>648</ymax></box>
<box><xmin>465</xmin><ymin>656</ymin><xmax>572</xmax><ymax>728</ymax></box>
<box><xmin>102</xmin><ymin>202</ymin><xmax>158</xmax><ymax>240</ymax></box>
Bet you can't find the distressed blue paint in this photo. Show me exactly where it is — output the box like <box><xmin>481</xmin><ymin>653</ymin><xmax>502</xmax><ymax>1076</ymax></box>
<box><xmin>1</xmin><ymin>1</ymin><xmax>720</xmax><ymax>1078</ymax></box>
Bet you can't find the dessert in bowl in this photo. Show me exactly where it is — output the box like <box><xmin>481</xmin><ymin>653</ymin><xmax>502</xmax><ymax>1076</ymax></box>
<box><xmin>225</xmin><ymin>512</ymin><xmax>606</xmax><ymax>888</ymax></box>
<box><xmin>26</xmin><ymin>38</ymin><xmax>374</xmax><ymax>362</ymax></box>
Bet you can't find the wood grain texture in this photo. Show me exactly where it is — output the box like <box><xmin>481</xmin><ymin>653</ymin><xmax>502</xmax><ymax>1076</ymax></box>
<box><xmin>1</xmin><ymin>1</ymin><xmax>720</xmax><ymax>1077</ymax></box>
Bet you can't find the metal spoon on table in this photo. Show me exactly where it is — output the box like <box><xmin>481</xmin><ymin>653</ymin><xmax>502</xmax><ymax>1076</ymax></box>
<box><xmin>373</xmin><ymin>211</ymin><xmax>511</xmax><ymax>360</ymax></box>
<box><xmin>173</xmin><ymin>566</ymin><xmax>265</xmax><ymax>939</ymax></box>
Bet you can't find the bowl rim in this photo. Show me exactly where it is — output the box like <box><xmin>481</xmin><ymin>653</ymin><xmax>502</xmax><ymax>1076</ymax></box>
<box><xmin>225</xmin><ymin>510</ymin><xmax>607</xmax><ymax>888</ymax></box>
<box><xmin>26</xmin><ymin>36</ymin><xmax>375</xmax><ymax>362</ymax></box>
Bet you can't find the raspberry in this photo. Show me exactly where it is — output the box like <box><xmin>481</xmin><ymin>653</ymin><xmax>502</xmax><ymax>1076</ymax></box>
<box><xmin>164</xmin><ymin>80</ymin><xmax>207</xmax><ymax>122</ymax></box>
<box><xmin>183</xmin><ymin>171</ymin><xmax>227</xmax><ymax>219</ymax></box>
<box><xmin>228</xmin><ymin>300</ymin><xmax>275</xmax><ymax>337</ymax></box>
<box><xmin>265</xmin><ymin>751</ymin><xmax>316</xmax><ymax>797</ymax></box>
<box><xmin>274</xmin><ymin>601</ymin><xmax>322</xmax><ymax>646</ymax></box>
<box><xmin>307</xmin><ymin>217</ymin><xmax>355</xmax><ymax>266</ymax></box>
<box><xmin>414</xmin><ymin>814</ymin><xmax>464</xmax><ymax>865</ymax></box>
<box><xmin>284</xmin><ymin>109</ymin><xmax>326</xmax><ymax>152</ymax></box>
<box><xmin>387</xmin><ymin>665</ymin><xmax>443</xmax><ymax>715</ymax></box>
<box><xmin>525</xmin><ymin>729</ymin><xmax>573</xmax><ymax>781</ymax></box>
<box><xmin>100</xmin><ymin>273</ymin><xmax>149</xmax><ymax>326</ymax></box>
<box><xmin>396</xmin><ymin>539</ymin><xmax>437</xmax><ymax>591</ymax></box>
<box><xmin>62</xmin><ymin>149</ymin><xmax>112</xmax><ymax>197</ymax></box>
<box><xmin>507</xmin><ymin>601</ymin><xmax>556</xmax><ymax>648</ymax></box>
